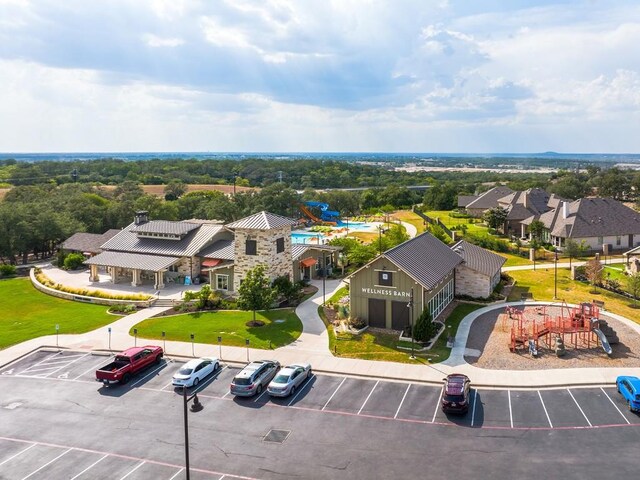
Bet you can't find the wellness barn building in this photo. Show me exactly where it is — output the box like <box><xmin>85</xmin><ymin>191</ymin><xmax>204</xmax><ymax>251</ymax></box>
<box><xmin>347</xmin><ymin>233</ymin><xmax>505</xmax><ymax>330</ymax></box>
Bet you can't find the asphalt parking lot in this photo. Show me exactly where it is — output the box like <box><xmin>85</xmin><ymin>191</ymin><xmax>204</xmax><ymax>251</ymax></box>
<box><xmin>1</xmin><ymin>349</ymin><xmax>640</xmax><ymax>479</ymax></box>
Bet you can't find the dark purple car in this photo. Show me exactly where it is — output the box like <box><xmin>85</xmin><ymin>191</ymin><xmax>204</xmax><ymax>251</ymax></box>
<box><xmin>441</xmin><ymin>374</ymin><xmax>471</xmax><ymax>414</ymax></box>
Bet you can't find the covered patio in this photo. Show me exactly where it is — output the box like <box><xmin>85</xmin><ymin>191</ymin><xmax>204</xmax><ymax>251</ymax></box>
<box><xmin>84</xmin><ymin>251</ymin><xmax>179</xmax><ymax>290</ymax></box>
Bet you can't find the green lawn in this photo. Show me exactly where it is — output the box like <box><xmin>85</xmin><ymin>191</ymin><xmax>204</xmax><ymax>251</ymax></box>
<box><xmin>391</xmin><ymin>210</ymin><xmax>427</xmax><ymax>234</ymax></box>
<box><xmin>425</xmin><ymin>210</ymin><xmax>489</xmax><ymax>235</ymax></box>
<box><xmin>131</xmin><ymin>309</ymin><xmax>303</xmax><ymax>349</ymax></box>
<box><xmin>0</xmin><ymin>277</ymin><xmax>115</xmax><ymax>349</ymax></box>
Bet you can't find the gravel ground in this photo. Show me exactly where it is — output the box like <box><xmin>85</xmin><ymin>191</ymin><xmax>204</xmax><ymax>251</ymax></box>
<box><xmin>465</xmin><ymin>304</ymin><xmax>640</xmax><ymax>370</ymax></box>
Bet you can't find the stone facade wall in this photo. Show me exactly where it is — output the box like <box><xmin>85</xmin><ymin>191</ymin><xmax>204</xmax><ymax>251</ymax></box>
<box><xmin>455</xmin><ymin>265</ymin><xmax>491</xmax><ymax>298</ymax></box>
<box><xmin>233</xmin><ymin>226</ymin><xmax>293</xmax><ymax>291</ymax></box>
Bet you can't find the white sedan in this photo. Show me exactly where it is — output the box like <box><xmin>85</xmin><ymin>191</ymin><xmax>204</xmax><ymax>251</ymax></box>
<box><xmin>172</xmin><ymin>357</ymin><xmax>220</xmax><ymax>388</ymax></box>
<box><xmin>267</xmin><ymin>363</ymin><xmax>312</xmax><ymax>397</ymax></box>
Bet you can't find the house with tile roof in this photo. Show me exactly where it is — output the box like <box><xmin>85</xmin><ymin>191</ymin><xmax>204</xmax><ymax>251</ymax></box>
<box><xmin>528</xmin><ymin>197</ymin><xmax>640</xmax><ymax>252</ymax></box>
<box><xmin>80</xmin><ymin>210</ymin><xmax>340</xmax><ymax>291</ymax></box>
<box><xmin>347</xmin><ymin>233</ymin><xmax>504</xmax><ymax>330</ymax></box>
<box><xmin>497</xmin><ymin>188</ymin><xmax>565</xmax><ymax>238</ymax></box>
<box><xmin>462</xmin><ymin>186</ymin><xmax>514</xmax><ymax>217</ymax></box>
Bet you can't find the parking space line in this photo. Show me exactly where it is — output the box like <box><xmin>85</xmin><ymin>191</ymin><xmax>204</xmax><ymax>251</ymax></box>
<box><xmin>431</xmin><ymin>388</ymin><xmax>442</xmax><ymax>423</ymax></box>
<box><xmin>471</xmin><ymin>389</ymin><xmax>478</xmax><ymax>427</ymax></box>
<box><xmin>567</xmin><ymin>389</ymin><xmax>592</xmax><ymax>427</ymax></box>
<box><xmin>221</xmin><ymin>391</ymin><xmax>231</xmax><ymax>399</ymax></box>
<box><xmin>394</xmin><ymin>384</ymin><xmax>411</xmax><ymax>419</ymax></box>
<box><xmin>0</xmin><ymin>443</ymin><xmax>36</xmax><ymax>467</ymax></box>
<box><xmin>601</xmin><ymin>387</ymin><xmax>631</xmax><ymax>425</ymax></box>
<box><xmin>253</xmin><ymin>389</ymin><xmax>269</xmax><ymax>403</ymax></box>
<box><xmin>21</xmin><ymin>447</ymin><xmax>72</xmax><ymax>480</ymax></box>
<box><xmin>130</xmin><ymin>363</ymin><xmax>168</xmax><ymax>388</ymax></box>
<box><xmin>119</xmin><ymin>461</ymin><xmax>145</xmax><ymax>480</ymax></box>
<box><xmin>287</xmin><ymin>375</ymin><xmax>314</xmax><ymax>406</ymax></box>
<box><xmin>322</xmin><ymin>377</ymin><xmax>347</xmax><ymax>411</ymax></box>
<box><xmin>167</xmin><ymin>468</ymin><xmax>185</xmax><ymax>480</ymax></box>
<box><xmin>41</xmin><ymin>353</ymin><xmax>91</xmax><ymax>378</ymax></box>
<box><xmin>20</xmin><ymin>351</ymin><xmax>63</xmax><ymax>371</ymax></box>
<box><xmin>19</xmin><ymin>366</ymin><xmax>62</xmax><ymax>375</ymax></box>
<box><xmin>73</xmin><ymin>355</ymin><xmax>114</xmax><ymax>380</ymax></box>
<box><xmin>192</xmin><ymin>366</ymin><xmax>228</xmax><ymax>395</ymax></box>
<box><xmin>69</xmin><ymin>454</ymin><xmax>108</xmax><ymax>480</ymax></box>
<box><xmin>537</xmin><ymin>391</ymin><xmax>553</xmax><ymax>428</ymax></box>
<box><xmin>357</xmin><ymin>381</ymin><xmax>379</xmax><ymax>415</ymax></box>
<box><xmin>508</xmin><ymin>390</ymin><xmax>513</xmax><ymax>428</ymax></box>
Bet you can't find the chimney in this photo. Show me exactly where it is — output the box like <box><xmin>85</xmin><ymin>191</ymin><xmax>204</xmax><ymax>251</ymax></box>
<box><xmin>523</xmin><ymin>192</ymin><xmax>528</xmax><ymax>209</ymax></box>
<box><xmin>562</xmin><ymin>202</ymin><xmax>568</xmax><ymax>219</ymax></box>
<box><xmin>134</xmin><ymin>211</ymin><xmax>149</xmax><ymax>225</ymax></box>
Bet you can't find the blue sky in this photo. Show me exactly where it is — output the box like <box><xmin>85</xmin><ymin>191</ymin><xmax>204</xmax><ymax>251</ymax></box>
<box><xmin>1</xmin><ymin>0</ymin><xmax>639</xmax><ymax>153</ymax></box>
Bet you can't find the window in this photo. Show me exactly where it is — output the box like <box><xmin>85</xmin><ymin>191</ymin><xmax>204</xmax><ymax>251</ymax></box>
<box><xmin>276</xmin><ymin>237</ymin><xmax>285</xmax><ymax>253</ymax></box>
<box><xmin>216</xmin><ymin>274</ymin><xmax>229</xmax><ymax>291</ymax></box>
<box><xmin>598</xmin><ymin>236</ymin><xmax>603</xmax><ymax>245</ymax></box>
<box><xmin>246</xmin><ymin>239</ymin><xmax>257</xmax><ymax>255</ymax></box>
<box><xmin>616</xmin><ymin>236</ymin><xmax>621</xmax><ymax>246</ymax></box>
<box><xmin>378</xmin><ymin>271</ymin><xmax>393</xmax><ymax>286</ymax></box>
<box><xmin>169</xmin><ymin>264</ymin><xmax>178</xmax><ymax>273</ymax></box>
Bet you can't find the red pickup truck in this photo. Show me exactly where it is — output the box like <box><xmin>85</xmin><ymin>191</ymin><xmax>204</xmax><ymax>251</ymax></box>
<box><xmin>95</xmin><ymin>346</ymin><xmax>163</xmax><ymax>386</ymax></box>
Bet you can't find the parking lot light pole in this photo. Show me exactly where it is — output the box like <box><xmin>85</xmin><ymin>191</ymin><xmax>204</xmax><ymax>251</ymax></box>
<box><xmin>162</xmin><ymin>331</ymin><xmax>166</xmax><ymax>353</ymax></box>
<box><xmin>190</xmin><ymin>333</ymin><xmax>195</xmax><ymax>357</ymax></box>
<box><xmin>183</xmin><ymin>387</ymin><xmax>204</xmax><ymax>480</ymax></box>
<box><xmin>322</xmin><ymin>251</ymin><xmax>326</xmax><ymax>306</ymax></box>
<box><xmin>218</xmin><ymin>336</ymin><xmax>222</xmax><ymax>360</ymax></box>
<box><xmin>245</xmin><ymin>339</ymin><xmax>250</xmax><ymax>362</ymax></box>
<box><xmin>108</xmin><ymin>327</ymin><xmax>111</xmax><ymax>350</ymax></box>
<box><xmin>133</xmin><ymin>328</ymin><xmax>137</xmax><ymax>347</ymax></box>
<box><xmin>55</xmin><ymin>324</ymin><xmax>59</xmax><ymax>348</ymax></box>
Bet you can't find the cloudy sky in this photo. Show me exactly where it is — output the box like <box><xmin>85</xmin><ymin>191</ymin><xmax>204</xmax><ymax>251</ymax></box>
<box><xmin>1</xmin><ymin>0</ymin><xmax>639</xmax><ymax>153</ymax></box>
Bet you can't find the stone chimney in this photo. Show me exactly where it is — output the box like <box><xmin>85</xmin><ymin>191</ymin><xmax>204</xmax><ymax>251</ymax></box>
<box><xmin>134</xmin><ymin>211</ymin><xmax>149</xmax><ymax>225</ymax></box>
<box><xmin>562</xmin><ymin>202</ymin><xmax>568</xmax><ymax>219</ymax></box>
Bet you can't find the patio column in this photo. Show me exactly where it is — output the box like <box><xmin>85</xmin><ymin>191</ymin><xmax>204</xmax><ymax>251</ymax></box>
<box><xmin>154</xmin><ymin>270</ymin><xmax>165</xmax><ymax>290</ymax></box>
<box><xmin>111</xmin><ymin>267</ymin><xmax>118</xmax><ymax>284</ymax></box>
<box><xmin>521</xmin><ymin>223</ymin><xmax>526</xmax><ymax>238</ymax></box>
<box><xmin>89</xmin><ymin>264</ymin><xmax>99</xmax><ymax>282</ymax></box>
<box><xmin>131</xmin><ymin>268</ymin><xmax>141</xmax><ymax>287</ymax></box>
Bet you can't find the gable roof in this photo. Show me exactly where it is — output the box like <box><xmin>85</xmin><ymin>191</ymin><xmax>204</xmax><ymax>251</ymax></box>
<box><xmin>225</xmin><ymin>211</ymin><xmax>297</xmax><ymax>230</ymax></box>
<box><xmin>550</xmin><ymin>198</ymin><xmax>640</xmax><ymax>238</ymax></box>
<box><xmin>85</xmin><ymin>251</ymin><xmax>179</xmax><ymax>271</ymax></box>
<box><xmin>457</xmin><ymin>195</ymin><xmax>478</xmax><ymax>208</ymax></box>
<box><xmin>62</xmin><ymin>229</ymin><xmax>120</xmax><ymax>254</ymax></box>
<box><xmin>499</xmin><ymin>188</ymin><xmax>552</xmax><ymax>221</ymax></box>
<box><xmin>291</xmin><ymin>243</ymin><xmax>342</xmax><ymax>261</ymax></box>
<box><xmin>101</xmin><ymin>221</ymin><xmax>226</xmax><ymax>257</ymax></box>
<box><xmin>465</xmin><ymin>186</ymin><xmax>514</xmax><ymax>210</ymax></box>
<box><xmin>198</xmin><ymin>239</ymin><xmax>235</xmax><ymax>260</ymax></box>
<box><xmin>382</xmin><ymin>232</ymin><xmax>463</xmax><ymax>290</ymax></box>
<box><xmin>451</xmin><ymin>240</ymin><xmax>506</xmax><ymax>277</ymax></box>
<box><xmin>131</xmin><ymin>220</ymin><xmax>200</xmax><ymax>236</ymax></box>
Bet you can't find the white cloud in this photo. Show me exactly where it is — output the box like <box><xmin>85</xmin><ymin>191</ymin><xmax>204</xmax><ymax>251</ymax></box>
<box><xmin>142</xmin><ymin>33</ymin><xmax>184</xmax><ymax>48</ymax></box>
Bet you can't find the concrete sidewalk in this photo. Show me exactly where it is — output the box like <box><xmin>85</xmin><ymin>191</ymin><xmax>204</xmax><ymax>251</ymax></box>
<box><xmin>2</xmin><ymin>280</ymin><xmax>639</xmax><ymax>389</ymax></box>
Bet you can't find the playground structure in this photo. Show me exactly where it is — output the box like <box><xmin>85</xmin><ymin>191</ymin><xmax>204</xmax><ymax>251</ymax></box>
<box><xmin>300</xmin><ymin>201</ymin><xmax>342</xmax><ymax>225</ymax></box>
<box><xmin>504</xmin><ymin>302</ymin><xmax>617</xmax><ymax>357</ymax></box>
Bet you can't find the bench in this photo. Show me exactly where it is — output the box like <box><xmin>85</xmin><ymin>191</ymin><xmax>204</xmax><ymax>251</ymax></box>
<box><xmin>521</xmin><ymin>292</ymin><xmax>534</xmax><ymax>301</ymax></box>
<box><xmin>593</xmin><ymin>299</ymin><xmax>605</xmax><ymax>310</ymax></box>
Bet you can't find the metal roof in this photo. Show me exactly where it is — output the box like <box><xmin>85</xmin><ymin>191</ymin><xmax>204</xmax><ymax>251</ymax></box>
<box><xmin>225</xmin><ymin>211</ymin><xmax>297</xmax><ymax>230</ymax></box>
<box><xmin>198</xmin><ymin>239</ymin><xmax>235</xmax><ymax>260</ymax></box>
<box><xmin>130</xmin><ymin>220</ymin><xmax>200</xmax><ymax>236</ymax></box>
<box><xmin>100</xmin><ymin>222</ymin><xmax>226</xmax><ymax>257</ymax></box>
<box><xmin>383</xmin><ymin>232</ymin><xmax>463</xmax><ymax>290</ymax></box>
<box><xmin>291</xmin><ymin>243</ymin><xmax>342</xmax><ymax>260</ymax></box>
<box><xmin>84</xmin><ymin>251</ymin><xmax>179</xmax><ymax>271</ymax></box>
<box><xmin>451</xmin><ymin>240</ymin><xmax>506</xmax><ymax>277</ymax></box>
<box><xmin>61</xmin><ymin>229</ymin><xmax>120</xmax><ymax>254</ymax></box>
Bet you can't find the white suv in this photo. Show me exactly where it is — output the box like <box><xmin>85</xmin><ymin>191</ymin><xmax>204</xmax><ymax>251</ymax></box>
<box><xmin>229</xmin><ymin>360</ymin><xmax>280</xmax><ymax>397</ymax></box>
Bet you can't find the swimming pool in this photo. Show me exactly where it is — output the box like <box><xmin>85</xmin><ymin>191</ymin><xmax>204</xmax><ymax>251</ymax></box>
<box><xmin>291</xmin><ymin>221</ymin><xmax>381</xmax><ymax>244</ymax></box>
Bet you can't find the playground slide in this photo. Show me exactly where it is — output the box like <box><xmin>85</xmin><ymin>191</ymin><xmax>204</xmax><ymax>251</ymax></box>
<box><xmin>300</xmin><ymin>204</ymin><xmax>323</xmax><ymax>223</ymax></box>
<box><xmin>593</xmin><ymin>328</ymin><xmax>613</xmax><ymax>356</ymax></box>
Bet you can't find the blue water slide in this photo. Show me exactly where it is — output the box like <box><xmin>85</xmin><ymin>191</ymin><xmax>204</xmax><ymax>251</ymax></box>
<box><xmin>304</xmin><ymin>201</ymin><xmax>341</xmax><ymax>222</ymax></box>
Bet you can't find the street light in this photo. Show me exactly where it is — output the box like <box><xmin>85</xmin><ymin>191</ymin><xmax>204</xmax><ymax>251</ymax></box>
<box><xmin>407</xmin><ymin>288</ymin><xmax>415</xmax><ymax>360</ymax></box>
<box><xmin>554</xmin><ymin>250</ymin><xmax>558</xmax><ymax>299</ymax></box>
<box><xmin>322</xmin><ymin>251</ymin><xmax>326</xmax><ymax>306</ymax></box>
<box><xmin>183</xmin><ymin>387</ymin><xmax>204</xmax><ymax>480</ymax></box>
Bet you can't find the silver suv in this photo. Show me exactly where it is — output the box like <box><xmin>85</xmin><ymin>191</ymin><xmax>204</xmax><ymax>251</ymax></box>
<box><xmin>229</xmin><ymin>360</ymin><xmax>280</xmax><ymax>397</ymax></box>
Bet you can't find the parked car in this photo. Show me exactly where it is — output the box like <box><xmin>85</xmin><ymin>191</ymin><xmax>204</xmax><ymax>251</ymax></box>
<box><xmin>230</xmin><ymin>360</ymin><xmax>280</xmax><ymax>397</ymax></box>
<box><xmin>441</xmin><ymin>373</ymin><xmax>471</xmax><ymax>414</ymax></box>
<box><xmin>616</xmin><ymin>375</ymin><xmax>640</xmax><ymax>412</ymax></box>
<box><xmin>95</xmin><ymin>346</ymin><xmax>163</xmax><ymax>386</ymax></box>
<box><xmin>172</xmin><ymin>357</ymin><xmax>220</xmax><ymax>388</ymax></box>
<box><xmin>267</xmin><ymin>363</ymin><xmax>312</xmax><ymax>397</ymax></box>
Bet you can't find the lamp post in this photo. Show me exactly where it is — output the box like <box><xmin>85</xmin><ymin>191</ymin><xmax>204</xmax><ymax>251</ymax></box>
<box><xmin>133</xmin><ymin>328</ymin><xmax>138</xmax><ymax>347</ymax></box>
<box><xmin>108</xmin><ymin>327</ymin><xmax>111</xmax><ymax>350</ymax></box>
<box><xmin>378</xmin><ymin>225</ymin><xmax>383</xmax><ymax>255</ymax></box>
<box><xmin>407</xmin><ymin>288</ymin><xmax>415</xmax><ymax>360</ymax></box>
<box><xmin>183</xmin><ymin>387</ymin><xmax>204</xmax><ymax>480</ymax></box>
<box><xmin>554</xmin><ymin>250</ymin><xmax>558</xmax><ymax>300</ymax></box>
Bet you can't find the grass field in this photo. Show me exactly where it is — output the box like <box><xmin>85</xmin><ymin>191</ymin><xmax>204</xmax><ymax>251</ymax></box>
<box><xmin>424</xmin><ymin>210</ymin><xmax>489</xmax><ymax>235</ymax></box>
<box><xmin>131</xmin><ymin>309</ymin><xmax>303</xmax><ymax>349</ymax></box>
<box><xmin>391</xmin><ymin>210</ymin><xmax>427</xmax><ymax>234</ymax></box>
<box><xmin>507</xmin><ymin>268</ymin><xmax>640</xmax><ymax>321</ymax></box>
<box><xmin>0</xmin><ymin>277</ymin><xmax>115</xmax><ymax>349</ymax></box>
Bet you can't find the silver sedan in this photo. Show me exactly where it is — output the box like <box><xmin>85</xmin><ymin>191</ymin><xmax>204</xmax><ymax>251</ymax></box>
<box><xmin>267</xmin><ymin>363</ymin><xmax>312</xmax><ymax>397</ymax></box>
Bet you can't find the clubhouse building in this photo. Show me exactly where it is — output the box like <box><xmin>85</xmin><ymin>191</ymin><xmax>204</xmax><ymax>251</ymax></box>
<box><xmin>347</xmin><ymin>233</ymin><xmax>505</xmax><ymax>329</ymax></box>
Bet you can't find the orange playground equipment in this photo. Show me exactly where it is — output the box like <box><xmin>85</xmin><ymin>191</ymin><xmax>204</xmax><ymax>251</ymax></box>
<box><xmin>507</xmin><ymin>302</ymin><xmax>604</xmax><ymax>354</ymax></box>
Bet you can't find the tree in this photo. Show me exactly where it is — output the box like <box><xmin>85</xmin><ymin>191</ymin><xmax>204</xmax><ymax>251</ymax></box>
<box><xmin>627</xmin><ymin>272</ymin><xmax>640</xmax><ymax>307</ymax></box>
<box><xmin>413</xmin><ymin>308</ymin><xmax>437</xmax><ymax>342</ymax></box>
<box><xmin>237</xmin><ymin>265</ymin><xmax>277</xmax><ymax>322</ymax></box>
<box><xmin>564</xmin><ymin>239</ymin><xmax>588</xmax><ymax>268</ymax></box>
<box><xmin>528</xmin><ymin>220</ymin><xmax>545</xmax><ymax>242</ymax></box>
<box><xmin>585</xmin><ymin>257</ymin><xmax>604</xmax><ymax>293</ymax></box>
<box><xmin>483</xmin><ymin>206</ymin><xmax>508</xmax><ymax>232</ymax></box>
<box><xmin>272</xmin><ymin>275</ymin><xmax>303</xmax><ymax>305</ymax></box>
<box><xmin>164</xmin><ymin>180</ymin><xmax>187</xmax><ymax>200</ymax></box>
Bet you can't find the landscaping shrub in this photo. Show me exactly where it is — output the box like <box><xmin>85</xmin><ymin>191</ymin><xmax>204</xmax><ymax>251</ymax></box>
<box><xmin>413</xmin><ymin>309</ymin><xmax>438</xmax><ymax>342</ymax></box>
<box><xmin>63</xmin><ymin>253</ymin><xmax>86</xmax><ymax>270</ymax></box>
<box><xmin>349</xmin><ymin>316</ymin><xmax>367</xmax><ymax>330</ymax></box>
<box><xmin>0</xmin><ymin>264</ymin><xmax>17</xmax><ymax>277</ymax></box>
